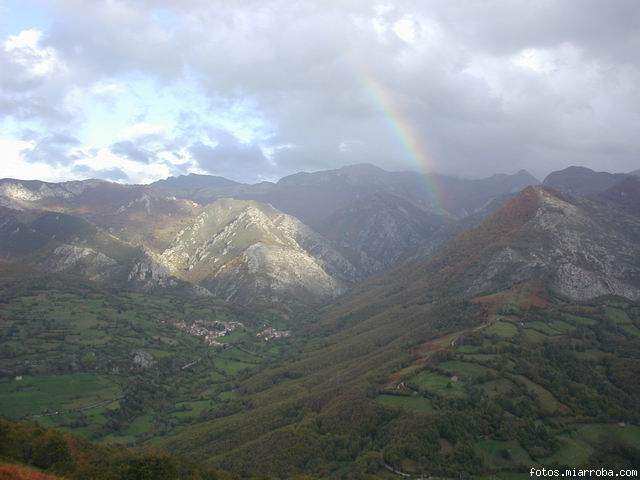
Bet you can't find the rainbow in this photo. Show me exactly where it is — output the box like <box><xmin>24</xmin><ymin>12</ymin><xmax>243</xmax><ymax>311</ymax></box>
<box><xmin>361</xmin><ymin>74</ymin><xmax>444</xmax><ymax>211</ymax></box>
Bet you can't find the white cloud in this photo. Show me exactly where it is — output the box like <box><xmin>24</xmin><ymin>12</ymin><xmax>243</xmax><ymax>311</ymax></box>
<box><xmin>3</xmin><ymin>29</ymin><xmax>65</xmax><ymax>77</ymax></box>
<box><xmin>512</xmin><ymin>48</ymin><xmax>555</xmax><ymax>74</ymax></box>
<box><xmin>119</xmin><ymin>122</ymin><xmax>167</xmax><ymax>140</ymax></box>
<box><xmin>392</xmin><ymin>16</ymin><xmax>417</xmax><ymax>44</ymax></box>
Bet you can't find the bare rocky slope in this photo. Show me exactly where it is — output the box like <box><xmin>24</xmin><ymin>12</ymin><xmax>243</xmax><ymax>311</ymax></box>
<box><xmin>466</xmin><ymin>186</ymin><xmax>640</xmax><ymax>301</ymax></box>
<box><xmin>0</xmin><ymin>207</ymin><xmax>184</xmax><ymax>292</ymax></box>
<box><xmin>355</xmin><ymin>185</ymin><xmax>640</xmax><ymax>307</ymax></box>
<box><xmin>0</xmin><ymin>178</ymin><xmax>360</xmax><ymax>307</ymax></box>
<box><xmin>158</xmin><ymin>198</ymin><xmax>357</xmax><ymax>306</ymax></box>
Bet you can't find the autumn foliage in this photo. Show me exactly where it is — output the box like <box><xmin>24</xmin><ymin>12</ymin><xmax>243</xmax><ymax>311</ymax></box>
<box><xmin>0</xmin><ymin>464</ymin><xmax>62</xmax><ymax>480</ymax></box>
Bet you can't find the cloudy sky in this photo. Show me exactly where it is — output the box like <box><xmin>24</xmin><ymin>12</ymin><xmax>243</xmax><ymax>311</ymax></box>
<box><xmin>0</xmin><ymin>0</ymin><xmax>639</xmax><ymax>184</ymax></box>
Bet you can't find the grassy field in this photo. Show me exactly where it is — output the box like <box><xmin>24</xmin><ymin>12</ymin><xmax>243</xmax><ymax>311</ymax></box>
<box><xmin>548</xmin><ymin>319</ymin><xmax>575</xmax><ymax>333</ymax></box>
<box><xmin>461</xmin><ymin>353</ymin><xmax>501</xmax><ymax>362</ymax></box>
<box><xmin>521</xmin><ymin>328</ymin><xmax>549</xmax><ymax>343</ymax></box>
<box><xmin>124</xmin><ymin>413</ymin><xmax>154</xmax><ymax>436</ymax></box>
<box><xmin>217</xmin><ymin>346</ymin><xmax>261</xmax><ymax>364</ymax></box>
<box><xmin>408</xmin><ymin>370</ymin><xmax>465</xmax><ymax>397</ymax></box>
<box><xmin>524</xmin><ymin>321</ymin><xmax>560</xmax><ymax>335</ymax></box>
<box><xmin>171</xmin><ymin>400</ymin><xmax>214</xmax><ymax>420</ymax></box>
<box><xmin>575</xmin><ymin>423</ymin><xmax>640</xmax><ymax>447</ymax></box>
<box><xmin>376</xmin><ymin>297</ymin><xmax>640</xmax><ymax>476</ymax></box>
<box><xmin>509</xmin><ymin>374</ymin><xmax>562</xmax><ymax>414</ymax></box>
<box><xmin>541</xmin><ymin>435</ymin><xmax>592</xmax><ymax>467</ymax></box>
<box><xmin>475</xmin><ymin>439</ymin><xmax>532</xmax><ymax>469</ymax></box>
<box><xmin>0</xmin><ymin>374</ymin><xmax>121</xmax><ymax>418</ymax></box>
<box><xmin>605</xmin><ymin>307</ymin><xmax>631</xmax><ymax>324</ymax></box>
<box><xmin>540</xmin><ymin>424</ymin><xmax>640</xmax><ymax>467</ymax></box>
<box><xmin>562</xmin><ymin>313</ymin><xmax>596</xmax><ymax>326</ymax></box>
<box><xmin>480</xmin><ymin>378</ymin><xmax>517</xmax><ymax>398</ymax></box>
<box><xmin>437</xmin><ymin>360</ymin><xmax>495</xmax><ymax>380</ymax></box>
<box><xmin>2</xmin><ymin>277</ymin><xmax>639</xmax><ymax>478</ymax></box>
<box><xmin>484</xmin><ymin>321</ymin><xmax>518</xmax><ymax>338</ymax></box>
<box><xmin>456</xmin><ymin>344</ymin><xmax>481</xmax><ymax>353</ymax></box>
<box><xmin>214</xmin><ymin>358</ymin><xmax>254</xmax><ymax>376</ymax></box>
<box><xmin>376</xmin><ymin>394</ymin><xmax>433</xmax><ymax>412</ymax></box>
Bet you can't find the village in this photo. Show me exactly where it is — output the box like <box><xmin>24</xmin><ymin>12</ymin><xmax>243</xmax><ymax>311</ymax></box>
<box><xmin>256</xmin><ymin>326</ymin><xmax>291</xmax><ymax>341</ymax></box>
<box><xmin>175</xmin><ymin>320</ymin><xmax>244</xmax><ymax>347</ymax></box>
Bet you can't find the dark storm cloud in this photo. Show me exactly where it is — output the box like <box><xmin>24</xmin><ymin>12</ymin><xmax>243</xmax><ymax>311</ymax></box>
<box><xmin>189</xmin><ymin>133</ymin><xmax>275</xmax><ymax>181</ymax></box>
<box><xmin>22</xmin><ymin>133</ymin><xmax>81</xmax><ymax>165</ymax></box>
<box><xmin>110</xmin><ymin>140</ymin><xmax>153</xmax><ymax>164</ymax></box>
<box><xmin>416</xmin><ymin>0</ymin><xmax>640</xmax><ymax>61</ymax></box>
<box><xmin>2</xmin><ymin>0</ymin><xmax>640</xmax><ymax>182</ymax></box>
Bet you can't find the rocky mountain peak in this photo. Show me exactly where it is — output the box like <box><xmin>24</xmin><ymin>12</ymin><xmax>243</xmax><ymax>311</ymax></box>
<box><xmin>462</xmin><ymin>185</ymin><xmax>640</xmax><ymax>301</ymax></box>
<box><xmin>0</xmin><ymin>179</ymin><xmax>104</xmax><ymax>207</ymax></box>
<box><xmin>157</xmin><ymin>198</ymin><xmax>356</xmax><ymax>307</ymax></box>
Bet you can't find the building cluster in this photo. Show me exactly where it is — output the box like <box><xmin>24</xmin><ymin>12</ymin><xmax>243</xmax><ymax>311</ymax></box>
<box><xmin>257</xmin><ymin>326</ymin><xmax>291</xmax><ymax>341</ymax></box>
<box><xmin>175</xmin><ymin>320</ymin><xmax>244</xmax><ymax>347</ymax></box>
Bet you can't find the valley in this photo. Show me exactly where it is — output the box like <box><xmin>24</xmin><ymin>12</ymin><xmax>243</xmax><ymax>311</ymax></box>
<box><xmin>0</xmin><ymin>164</ymin><xmax>639</xmax><ymax>478</ymax></box>
<box><xmin>0</xmin><ymin>278</ymin><xmax>295</xmax><ymax>446</ymax></box>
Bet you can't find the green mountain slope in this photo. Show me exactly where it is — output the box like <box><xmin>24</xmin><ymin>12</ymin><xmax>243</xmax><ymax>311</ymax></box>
<box><xmin>157</xmin><ymin>187</ymin><xmax>640</xmax><ymax>478</ymax></box>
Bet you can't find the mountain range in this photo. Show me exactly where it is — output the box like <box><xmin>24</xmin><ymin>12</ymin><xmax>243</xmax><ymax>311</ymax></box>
<box><xmin>1</xmin><ymin>163</ymin><xmax>640</xmax><ymax>478</ymax></box>
<box><xmin>0</xmin><ymin>164</ymin><xmax>543</xmax><ymax>308</ymax></box>
<box><xmin>2</xmin><ymin>164</ymin><xmax>639</xmax><ymax>310</ymax></box>
<box><xmin>150</xmin><ymin>163</ymin><xmax>540</xmax><ymax>224</ymax></box>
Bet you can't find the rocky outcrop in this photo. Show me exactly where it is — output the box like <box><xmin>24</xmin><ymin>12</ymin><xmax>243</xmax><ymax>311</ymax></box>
<box><xmin>0</xmin><ymin>179</ymin><xmax>104</xmax><ymax>207</ymax></box>
<box><xmin>131</xmin><ymin>350</ymin><xmax>156</xmax><ymax>368</ymax></box>
<box><xmin>128</xmin><ymin>252</ymin><xmax>177</xmax><ymax>289</ymax></box>
<box><xmin>209</xmin><ymin>242</ymin><xmax>345</xmax><ymax>304</ymax></box>
<box><xmin>463</xmin><ymin>187</ymin><xmax>640</xmax><ymax>301</ymax></box>
<box><xmin>158</xmin><ymin>198</ymin><xmax>356</xmax><ymax>306</ymax></box>
<box><xmin>44</xmin><ymin>244</ymin><xmax>119</xmax><ymax>281</ymax></box>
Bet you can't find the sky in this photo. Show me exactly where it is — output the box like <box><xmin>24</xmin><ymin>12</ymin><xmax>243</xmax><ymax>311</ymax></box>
<box><xmin>0</xmin><ymin>0</ymin><xmax>639</xmax><ymax>184</ymax></box>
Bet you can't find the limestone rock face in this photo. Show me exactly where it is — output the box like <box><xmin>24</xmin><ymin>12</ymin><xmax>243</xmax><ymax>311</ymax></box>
<box><xmin>45</xmin><ymin>244</ymin><xmax>119</xmax><ymax>281</ymax></box>
<box><xmin>0</xmin><ymin>179</ymin><xmax>104</xmax><ymax>208</ymax></box>
<box><xmin>158</xmin><ymin>198</ymin><xmax>356</xmax><ymax>306</ymax></box>
<box><xmin>464</xmin><ymin>187</ymin><xmax>640</xmax><ymax>301</ymax></box>
<box><xmin>128</xmin><ymin>252</ymin><xmax>176</xmax><ymax>288</ymax></box>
